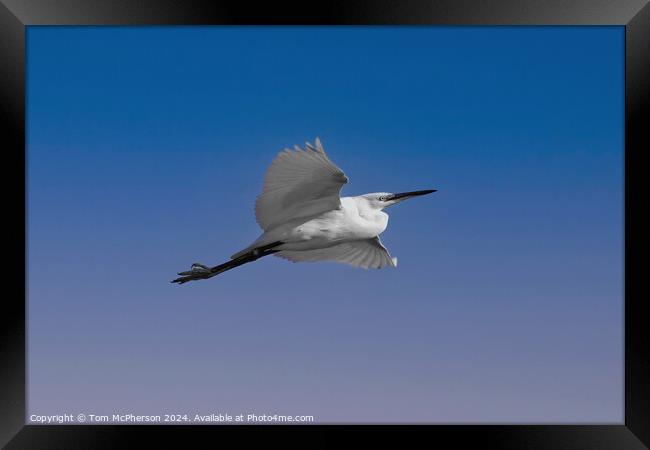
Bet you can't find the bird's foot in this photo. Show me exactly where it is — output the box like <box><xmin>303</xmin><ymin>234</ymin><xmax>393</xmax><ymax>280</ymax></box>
<box><xmin>179</xmin><ymin>263</ymin><xmax>210</xmax><ymax>275</ymax></box>
<box><xmin>171</xmin><ymin>263</ymin><xmax>212</xmax><ymax>284</ymax></box>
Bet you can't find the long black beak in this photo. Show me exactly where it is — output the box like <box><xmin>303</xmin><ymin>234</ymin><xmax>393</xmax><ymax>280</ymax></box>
<box><xmin>389</xmin><ymin>189</ymin><xmax>437</xmax><ymax>201</ymax></box>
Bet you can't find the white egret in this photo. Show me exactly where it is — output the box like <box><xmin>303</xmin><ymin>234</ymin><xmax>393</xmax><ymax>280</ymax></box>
<box><xmin>172</xmin><ymin>138</ymin><xmax>436</xmax><ymax>284</ymax></box>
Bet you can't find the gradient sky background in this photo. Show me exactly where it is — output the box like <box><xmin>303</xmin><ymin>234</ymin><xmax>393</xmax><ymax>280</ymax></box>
<box><xmin>27</xmin><ymin>26</ymin><xmax>623</xmax><ymax>423</ymax></box>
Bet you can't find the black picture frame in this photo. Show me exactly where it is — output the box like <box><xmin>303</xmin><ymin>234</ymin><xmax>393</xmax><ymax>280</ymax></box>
<box><xmin>1</xmin><ymin>1</ymin><xmax>648</xmax><ymax>448</ymax></box>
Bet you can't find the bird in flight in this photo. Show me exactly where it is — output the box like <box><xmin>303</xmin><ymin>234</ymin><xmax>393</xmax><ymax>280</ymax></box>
<box><xmin>172</xmin><ymin>138</ymin><xmax>435</xmax><ymax>284</ymax></box>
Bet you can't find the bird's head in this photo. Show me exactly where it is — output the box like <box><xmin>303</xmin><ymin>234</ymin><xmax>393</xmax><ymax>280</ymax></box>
<box><xmin>362</xmin><ymin>189</ymin><xmax>437</xmax><ymax>210</ymax></box>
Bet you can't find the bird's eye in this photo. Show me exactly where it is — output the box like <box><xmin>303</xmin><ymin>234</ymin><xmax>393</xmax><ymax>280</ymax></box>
<box><xmin>379</xmin><ymin>196</ymin><xmax>386</xmax><ymax>201</ymax></box>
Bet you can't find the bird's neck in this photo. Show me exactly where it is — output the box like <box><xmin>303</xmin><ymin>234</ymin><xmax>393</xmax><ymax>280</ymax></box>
<box><xmin>354</xmin><ymin>197</ymin><xmax>388</xmax><ymax>222</ymax></box>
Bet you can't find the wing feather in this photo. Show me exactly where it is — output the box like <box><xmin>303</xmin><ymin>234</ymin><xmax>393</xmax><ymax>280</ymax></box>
<box><xmin>255</xmin><ymin>138</ymin><xmax>348</xmax><ymax>231</ymax></box>
<box><xmin>276</xmin><ymin>237</ymin><xmax>397</xmax><ymax>270</ymax></box>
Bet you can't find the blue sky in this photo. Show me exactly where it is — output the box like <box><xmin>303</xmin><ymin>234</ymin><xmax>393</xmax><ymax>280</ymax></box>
<box><xmin>27</xmin><ymin>26</ymin><xmax>623</xmax><ymax>423</ymax></box>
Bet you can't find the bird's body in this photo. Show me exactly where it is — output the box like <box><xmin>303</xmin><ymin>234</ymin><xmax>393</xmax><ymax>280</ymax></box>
<box><xmin>236</xmin><ymin>196</ymin><xmax>389</xmax><ymax>255</ymax></box>
<box><xmin>172</xmin><ymin>138</ymin><xmax>435</xmax><ymax>284</ymax></box>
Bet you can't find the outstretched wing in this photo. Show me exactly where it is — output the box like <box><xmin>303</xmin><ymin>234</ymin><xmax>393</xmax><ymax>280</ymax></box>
<box><xmin>255</xmin><ymin>138</ymin><xmax>348</xmax><ymax>231</ymax></box>
<box><xmin>276</xmin><ymin>237</ymin><xmax>398</xmax><ymax>269</ymax></box>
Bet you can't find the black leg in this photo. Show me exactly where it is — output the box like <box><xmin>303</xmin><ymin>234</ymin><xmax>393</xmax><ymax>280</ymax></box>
<box><xmin>171</xmin><ymin>241</ymin><xmax>283</xmax><ymax>284</ymax></box>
